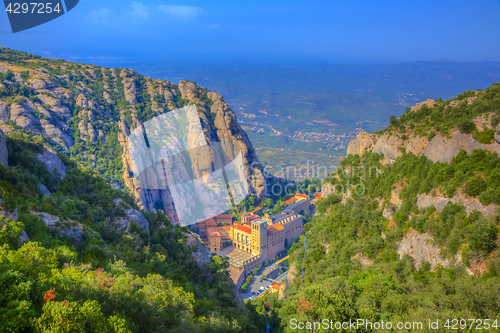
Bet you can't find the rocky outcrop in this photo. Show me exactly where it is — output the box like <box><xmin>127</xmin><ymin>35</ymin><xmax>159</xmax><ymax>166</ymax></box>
<box><xmin>372</xmin><ymin>134</ymin><xmax>404</xmax><ymax>162</ymax></box>
<box><xmin>347</xmin><ymin>127</ymin><xmax>500</xmax><ymax>164</ymax></box>
<box><xmin>0</xmin><ymin>102</ymin><xmax>8</xmax><ymax>121</ymax></box>
<box><xmin>420</xmin><ymin>129</ymin><xmax>500</xmax><ymax>163</ymax></box>
<box><xmin>0</xmin><ymin>129</ymin><xmax>7</xmax><ymax>166</ymax></box>
<box><xmin>410</xmin><ymin>98</ymin><xmax>435</xmax><ymax>112</ymax></box>
<box><xmin>416</xmin><ymin>191</ymin><xmax>498</xmax><ymax>217</ymax></box>
<box><xmin>112</xmin><ymin>199</ymin><xmax>149</xmax><ymax>235</ymax></box>
<box><xmin>346</xmin><ymin>132</ymin><xmax>376</xmax><ymax>156</ymax></box>
<box><xmin>36</xmin><ymin>150</ymin><xmax>66</xmax><ymax>179</ymax></box>
<box><xmin>321</xmin><ymin>182</ymin><xmax>336</xmax><ymax>200</ymax></box>
<box><xmin>397</xmin><ymin>228</ymin><xmax>448</xmax><ymax>271</ymax></box>
<box><xmin>30</xmin><ymin>211</ymin><xmax>84</xmax><ymax>245</ymax></box>
<box><xmin>19</xmin><ymin>229</ymin><xmax>30</xmax><ymax>246</ymax></box>
<box><xmin>184</xmin><ymin>232</ymin><xmax>211</xmax><ymax>267</ymax></box>
<box><xmin>39</xmin><ymin>184</ymin><xmax>52</xmax><ymax>196</ymax></box>
<box><xmin>0</xmin><ymin>207</ymin><xmax>18</xmax><ymax>222</ymax></box>
<box><xmin>351</xmin><ymin>253</ymin><xmax>374</xmax><ymax>266</ymax></box>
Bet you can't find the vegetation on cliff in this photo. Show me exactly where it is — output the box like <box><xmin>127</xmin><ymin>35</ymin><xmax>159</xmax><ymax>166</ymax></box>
<box><xmin>273</xmin><ymin>85</ymin><xmax>500</xmax><ymax>332</ymax></box>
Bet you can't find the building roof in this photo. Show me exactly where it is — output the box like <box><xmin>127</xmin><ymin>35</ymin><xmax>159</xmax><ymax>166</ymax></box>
<box><xmin>271</xmin><ymin>209</ymin><xmax>296</xmax><ymax>221</ymax></box>
<box><xmin>204</xmin><ymin>219</ymin><xmax>217</xmax><ymax>227</ymax></box>
<box><xmin>284</xmin><ymin>197</ymin><xmax>296</xmax><ymax>206</ymax></box>
<box><xmin>316</xmin><ymin>193</ymin><xmax>321</xmax><ymax>199</ymax></box>
<box><xmin>234</xmin><ymin>224</ymin><xmax>252</xmax><ymax>234</ymax></box>
<box><xmin>272</xmin><ymin>283</ymin><xmax>281</xmax><ymax>291</ymax></box>
<box><xmin>207</xmin><ymin>227</ymin><xmax>221</xmax><ymax>237</ymax></box>
<box><xmin>267</xmin><ymin>224</ymin><xmax>284</xmax><ymax>236</ymax></box>
<box><xmin>295</xmin><ymin>193</ymin><xmax>309</xmax><ymax>199</ymax></box>
<box><xmin>226</xmin><ymin>248</ymin><xmax>258</xmax><ymax>268</ymax></box>
<box><xmin>215</xmin><ymin>214</ymin><xmax>232</xmax><ymax>219</ymax></box>
<box><xmin>248</xmin><ymin>214</ymin><xmax>260</xmax><ymax>221</ymax></box>
<box><xmin>286</xmin><ymin>200</ymin><xmax>308</xmax><ymax>212</ymax></box>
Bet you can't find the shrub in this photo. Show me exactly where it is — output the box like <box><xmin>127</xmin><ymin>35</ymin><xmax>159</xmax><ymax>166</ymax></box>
<box><xmin>468</xmin><ymin>222</ymin><xmax>497</xmax><ymax>255</ymax></box>
<box><xmin>464</xmin><ymin>175</ymin><xmax>487</xmax><ymax>197</ymax></box>
<box><xmin>458</xmin><ymin>120</ymin><xmax>476</xmax><ymax>134</ymax></box>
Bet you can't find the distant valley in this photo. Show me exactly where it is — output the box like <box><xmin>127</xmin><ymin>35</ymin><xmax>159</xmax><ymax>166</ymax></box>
<box><xmin>119</xmin><ymin>60</ymin><xmax>500</xmax><ymax>176</ymax></box>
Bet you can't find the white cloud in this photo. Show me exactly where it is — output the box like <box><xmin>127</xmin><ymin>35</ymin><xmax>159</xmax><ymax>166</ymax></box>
<box><xmin>126</xmin><ymin>2</ymin><xmax>149</xmax><ymax>20</ymax></box>
<box><xmin>157</xmin><ymin>5</ymin><xmax>204</xmax><ymax>18</ymax></box>
<box><xmin>207</xmin><ymin>23</ymin><xmax>221</xmax><ymax>29</ymax></box>
<box><xmin>86</xmin><ymin>8</ymin><xmax>110</xmax><ymax>23</ymax></box>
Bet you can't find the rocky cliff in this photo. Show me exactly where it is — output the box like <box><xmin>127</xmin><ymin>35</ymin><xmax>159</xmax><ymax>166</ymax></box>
<box><xmin>347</xmin><ymin>94</ymin><xmax>500</xmax><ymax>164</ymax></box>
<box><xmin>0</xmin><ymin>48</ymin><xmax>267</xmax><ymax>225</ymax></box>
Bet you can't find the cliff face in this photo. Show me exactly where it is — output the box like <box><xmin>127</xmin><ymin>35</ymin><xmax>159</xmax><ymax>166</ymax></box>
<box><xmin>347</xmin><ymin>116</ymin><xmax>500</xmax><ymax>164</ymax></box>
<box><xmin>0</xmin><ymin>50</ymin><xmax>267</xmax><ymax>225</ymax></box>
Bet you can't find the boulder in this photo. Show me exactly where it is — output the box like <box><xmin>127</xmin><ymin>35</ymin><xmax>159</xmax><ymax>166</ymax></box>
<box><xmin>28</xmin><ymin>78</ymin><xmax>47</xmax><ymax>90</ymax></box>
<box><xmin>30</xmin><ymin>211</ymin><xmax>84</xmax><ymax>245</ymax></box>
<box><xmin>113</xmin><ymin>199</ymin><xmax>149</xmax><ymax>235</ymax></box>
<box><xmin>178</xmin><ymin>80</ymin><xmax>197</xmax><ymax>100</ymax></box>
<box><xmin>36</xmin><ymin>150</ymin><xmax>66</xmax><ymax>179</ymax></box>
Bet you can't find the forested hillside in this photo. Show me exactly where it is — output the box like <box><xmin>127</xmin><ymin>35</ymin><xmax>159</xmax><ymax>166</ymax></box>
<box><xmin>0</xmin><ymin>48</ymin><xmax>268</xmax><ymax>332</ymax></box>
<box><xmin>0</xmin><ymin>130</ymin><xmax>266</xmax><ymax>332</ymax></box>
<box><xmin>271</xmin><ymin>84</ymin><xmax>500</xmax><ymax>332</ymax></box>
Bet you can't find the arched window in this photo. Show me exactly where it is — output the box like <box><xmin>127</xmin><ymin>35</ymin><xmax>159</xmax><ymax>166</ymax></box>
<box><xmin>237</xmin><ymin>233</ymin><xmax>240</xmax><ymax>242</ymax></box>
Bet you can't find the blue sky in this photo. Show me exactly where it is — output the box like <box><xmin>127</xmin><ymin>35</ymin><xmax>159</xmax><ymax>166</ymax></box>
<box><xmin>1</xmin><ymin>0</ymin><xmax>500</xmax><ymax>63</ymax></box>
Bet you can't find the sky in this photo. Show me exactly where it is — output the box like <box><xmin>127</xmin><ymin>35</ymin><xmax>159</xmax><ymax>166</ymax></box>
<box><xmin>1</xmin><ymin>0</ymin><xmax>500</xmax><ymax>64</ymax></box>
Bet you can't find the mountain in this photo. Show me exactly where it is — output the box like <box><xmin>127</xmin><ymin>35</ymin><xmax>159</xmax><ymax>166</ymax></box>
<box><xmin>271</xmin><ymin>84</ymin><xmax>500</xmax><ymax>330</ymax></box>
<box><xmin>0</xmin><ymin>47</ymin><xmax>267</xmax><ymax>225</ymax></box>
<box><xmin>0</xmin><ymin>48</ymin><xmax>270</xmax><ymax>332</ymax></box>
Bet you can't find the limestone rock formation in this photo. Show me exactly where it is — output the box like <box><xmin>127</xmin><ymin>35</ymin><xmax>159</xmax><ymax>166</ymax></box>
<box><xmin>371</xmin><ymin>134</ymin><xmax>404</xmax><ymax>162</ymax></box>
<box><xmin>39</xmin><ymin>184</ymin><xmax>52</xmax><ymax>196</ymax></box>
<box><xmin>410</xmin><ymin>98</ymin><xmax>435</xmax><ymax>112</ymax></box>
<box><xmin>0</xmin><ymin>207</ymin><xmax>18</xmax><ymax>222</ymax></box>
<box><xmin>30</xmin><ymin>211</ymin><xmax>84</xmax><ymax>245</ymax></box>
<box><xmin>0</xmin><ymin>102</ymin><xmax>8</xmax><ymax>121</ymax></box>
<box><xmin>0</xmin><ymin>57</ymin><xmax>267</xmax><ymax>227</ymax></box>
<box><xmin>416</xmin><ymin>191</ymin><xmax>498</xmax><ymax>217</ymax></box>
<box><xmin>184</xmin><ymin>232</ymin><xmax>211</xmax><ymax>267</ymax></box>
<box><xmin>421</xmin><ymin>129</ymin><xmax>500</xmax><ymax>163</ymax></box>
<box><xmin>397</xmin><ymin>228</ymin><xmax>448</xmax><ymax>271</ymax></box>
<box><xmin>346</xmin><ymin>132</ymin><xmax>375</xmax><ymax>156</ymax></box>
<box><xmin>112</xmin><ymin>199</ymin><xmax>149</xmax><ymax>235</ymax></box>
<box><xmin>19</xmin><ymin>229</ymin><xmax>30</xmax><ymax>246</ymax></box>
<box><xmin>36</xmin><ymin>150</ymin><xmax>66</xmax><ymax>179</ymax></box>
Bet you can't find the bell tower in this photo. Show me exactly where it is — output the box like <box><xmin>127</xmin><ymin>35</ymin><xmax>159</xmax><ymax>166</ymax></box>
<box><xmin>251</xmin><ymin>219</ymin><xmax>267</xmax><ymax>262</ymax></box>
